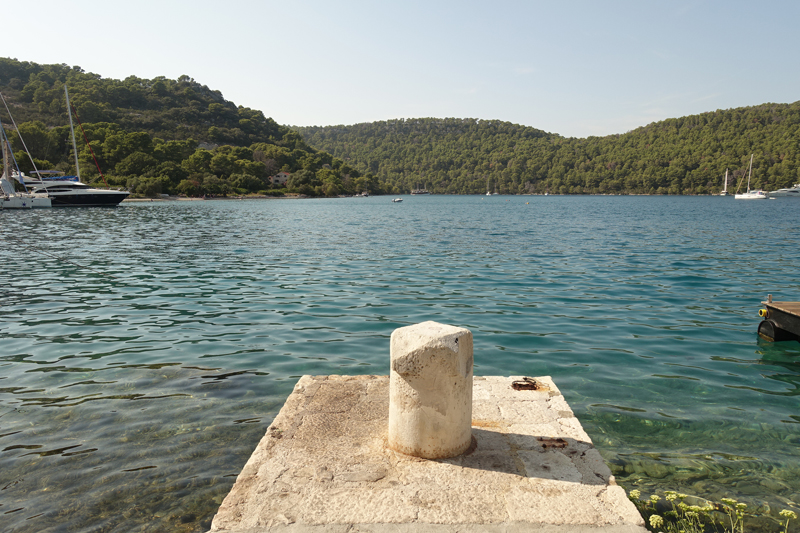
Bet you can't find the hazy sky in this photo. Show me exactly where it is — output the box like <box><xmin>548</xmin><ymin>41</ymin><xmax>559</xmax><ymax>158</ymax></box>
<box><xmin>4</xmin><ymin>0</ymin><xmax>799</xmax><ymax>138</ymax></box>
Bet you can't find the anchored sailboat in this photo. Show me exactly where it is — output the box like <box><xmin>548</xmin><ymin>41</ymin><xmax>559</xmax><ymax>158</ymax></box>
<box><xmin>720</xmin><ymin>169</ymin><xmax>730</xmax><ymax>196</ymax></box>
<box><xmin>734</xmin><ymin>155</ymin><xmax>766</xmax><ymax>200</ymax></box>
<box><xmin>0</xmin><ymin>101</ymin><xmax>51</xmax><ymax>209</ymax></box>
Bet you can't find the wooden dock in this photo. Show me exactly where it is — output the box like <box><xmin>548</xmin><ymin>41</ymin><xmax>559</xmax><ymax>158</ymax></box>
<box><xmin>758</xmin><ymin>296</ymin><xmax>800</xmax><ymax>342</ymax></box>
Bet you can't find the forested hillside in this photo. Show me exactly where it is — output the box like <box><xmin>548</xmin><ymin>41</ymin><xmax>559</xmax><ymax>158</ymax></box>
<box><xmin>296</xmin><ymin>105</ymin><xmax>800</xmax><ymax>195</ymax></box>
<box><xmin>3</xmin><ymin>58</ymin><xmax>799</xmax><ymax>198</ymax></box>
<box><xmin>0</xmin><ymin>58</ymin><xmax>380</xmax><ymax>197</ymax></box>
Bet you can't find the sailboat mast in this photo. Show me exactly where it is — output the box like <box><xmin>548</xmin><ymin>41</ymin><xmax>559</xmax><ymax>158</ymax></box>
<box><xmin>723</xmin><ymin>169</ymin><xmax>728</xmax><ymax>193</ymax></box>
<box><xmin>0</xmin><ymin>123</ymin><xmax>19</xmax><ymax>189</ymax></box>
<box><xmin>746</xmin><ymin>154</ymin><xmax>753</xmax><ymax>193</ymax></box>
<box><xmin>65</xmin><ymin>85</ymin><xmax>80</xmax><ymax>180</ymax></box>
<box><xmin>1</xmin><ymin>115</ymin><xmax>8</xmax><ymax>180</ymax></box>
<box><xmin>2</xmin><ymin>129</ymin><xmax>8</xmax><ymax>180</ymax></box>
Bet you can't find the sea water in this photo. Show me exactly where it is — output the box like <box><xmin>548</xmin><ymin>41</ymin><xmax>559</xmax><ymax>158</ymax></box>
<box><xmin>1</xmin><ymin>195</ymin><xmax>798</xmax><ymax>532</ymax></box>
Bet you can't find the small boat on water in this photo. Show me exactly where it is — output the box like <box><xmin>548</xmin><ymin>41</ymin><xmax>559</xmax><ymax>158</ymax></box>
<box><xmin>1</xmin><ymin>174</ymin><xmax>33</xmax><ymax>209</ymax></box>
<box><xmin>1</xmin><ymin>171</ymin><xmax>50</xmax><ymax>209</ymax></box>
<box><xmin>758</xmin><ymin>294</ymin><xmax>800</xmax><ymax>342</ymax></box>
<box><xmin>392</xmin><ymin>198</ymin><xmax>403</xmax><ymax>203</ymax></box>
<box><xmin>768</xmin><ymin>184</ymin><xmax>800</xmax><ymax>198</ymax></box>
<box><xmin>735</xmin><ymin>189</ymin><xmax>767</xmax><ymax>200</ymax></box>
<box><xmin>734</xmin><ymin>155</ymin><xmax>767</xmax><ymax>200</ymax></box>
<box><xmin>0</xmin><ymin>99</ymin><xmax>51</xmax><ymax>209</ymax></box>
<box><xmin>1</xmin><ymin>166</ymin><xmax>46</xmax><ymax>210</ymax></box>
<box><xmin>1</xmin><ymin>153</ymin><xmax>51</xmax><ymax>210</ymax></box>
<box><xmin>0</xmin><ymin>175</ymin><xmax>51</xmax><ymax>209</ymax></box>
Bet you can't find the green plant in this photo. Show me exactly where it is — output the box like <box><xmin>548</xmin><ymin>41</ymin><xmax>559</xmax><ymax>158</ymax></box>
<box><xmin>628</xmin><ymin>490</ymin><xmax>796</xmax><ymax>533</ymax></box>
<box><xmin>781</xmin><ymin>510</ymin><xmax>798</xmax><ymax>533</ymax></box>
<box><xmin>720</xmin><ymin>497</ymin><xmax>748</xmax><ymax>533</ymax></box>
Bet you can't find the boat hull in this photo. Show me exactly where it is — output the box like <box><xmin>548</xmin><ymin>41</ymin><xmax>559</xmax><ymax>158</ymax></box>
<box><xmin>758</xmin><ymin>301</ymin><xmax>800</xmax><ymax>342</ymax></box>
<box><xmin>768</xmin><ymin>186</ymin><xmax>800</xmax><ymax>197</ymax></box>
<box><xmin>48</xmin><ymin>191</ymin><xmax>129</xmax><ymax>207</ymax></box>
<box><xmin>1</xmin><ymin>196</ymin><xmax>32</xmax><ymax>209</ymax></box>
<box><xmin>734</xmin><ymin>190</ymin><xmax>767</xmax><ymax>200</ymax></box>
<box><xmin>0</xmin><ymin>193</ymin><xmax>50</xmax><ymax>208</ymax></box>
<box><xmin>31</xmin><ymin>196</ymin><xmax>52</xmax><ymax>208</ymax></box>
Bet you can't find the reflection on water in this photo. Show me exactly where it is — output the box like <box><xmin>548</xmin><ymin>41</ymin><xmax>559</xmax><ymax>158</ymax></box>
<box><xmin>1</xmin><ymin>195</ymin><xmax>799</xmax><ymax>532</ymax></box>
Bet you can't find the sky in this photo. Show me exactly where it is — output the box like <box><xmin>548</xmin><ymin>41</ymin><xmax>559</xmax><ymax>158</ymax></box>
<box><xmin>3</xmin><ymin>0</ymin><xmax>799</xmax><ymax>138</ymax></box>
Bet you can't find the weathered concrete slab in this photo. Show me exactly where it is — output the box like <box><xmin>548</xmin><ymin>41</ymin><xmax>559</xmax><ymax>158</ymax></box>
<box><xmin>210</xmin><ymin>376</ymin><xmax>645</xmax><ymax>533</ymax></box>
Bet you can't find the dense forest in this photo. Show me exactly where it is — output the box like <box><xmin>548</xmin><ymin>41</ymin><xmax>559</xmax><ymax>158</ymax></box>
<box><xmin>0</xmin><ymin>58</ymin><xmax>381</xmax><ymax>197</ymax></box>
<box><xmin>2</xmin><ymin>58</ymin><xmax>799</xmax><ymax>198</ymax></box>
<box><xmin>296</xmin><ymin>107</ymin><xmax>800</xmax><ymax>195</ymax></box>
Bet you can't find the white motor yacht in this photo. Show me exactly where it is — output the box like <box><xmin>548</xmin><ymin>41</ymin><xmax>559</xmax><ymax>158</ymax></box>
<box><xmin>23</xmin><ymin>170</ymin><xmax>129</xmax><ymax>207</ymax></box>
<box><xmin>768</xmin><ymin>184</ymin><xmax>800</xmax><ymax>198</ymax></box>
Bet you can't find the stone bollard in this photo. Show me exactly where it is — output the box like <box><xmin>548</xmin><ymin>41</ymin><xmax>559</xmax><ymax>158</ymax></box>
<box><xmin>388</xmin><ymin>321</ymin><xmax>473</xmax><ymax>459</ymax></box>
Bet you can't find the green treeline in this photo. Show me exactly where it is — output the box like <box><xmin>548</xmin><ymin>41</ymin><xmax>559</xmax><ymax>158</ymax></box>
<box><xmin>0</xmin><ymin>58</ymin><xmax>382</xmax><ymax>197</ymax></box>
<box><xmin>296</xmin><ymin>108</ymin><xmax>800</xmax><ymax>195</ymax></box>
<box><xmin>4</xmin><ymin>58</ymin><xmax>799</xmax><ymax>197</ymax></box>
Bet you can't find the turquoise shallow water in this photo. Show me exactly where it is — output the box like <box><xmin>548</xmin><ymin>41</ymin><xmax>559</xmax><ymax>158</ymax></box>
<box><xmin>1</xmin><ymin>195</ymin><xmax>799</xmax><ymax>532</ymax></box>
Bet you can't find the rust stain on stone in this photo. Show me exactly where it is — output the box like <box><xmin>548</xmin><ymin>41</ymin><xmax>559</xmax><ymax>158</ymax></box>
<box><xmin>462</xmin><ymin>435</ymin><xmax>478</xmax><ymax>456</ymax></box>
<box><xmin>472</xmin><ymin>419</ymin><xmax>504</xmax><ymax>429</ymax></box>
<box><xmin>537</xmin><ymin>437</ymin><xmax>568</xmax><ymax>449</ymax></box>
<box><xmin>512</xmin><ymin>377</ymin><xmax>549</xmax><ymax>391</ymax></box>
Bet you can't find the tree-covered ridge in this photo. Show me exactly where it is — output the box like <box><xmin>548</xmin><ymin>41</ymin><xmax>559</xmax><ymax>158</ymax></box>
<box><xmin>296</xmin><ymin>106</ymin><xmax>800</xmax><ymax>195</ymax></box>
<box><xmin>0</xmin><ymin>58</ymin><xmax>288</xmax><ymax>145</ymax></box>
<box><xmin>0</xmin><ymin>58</ymin><xmax>381</xmax><ymax>197</ymax></box>
<box><xmin>4</xmin><ymin>57</ymin><xmax>799</xmax><ymax>197</ymax></box>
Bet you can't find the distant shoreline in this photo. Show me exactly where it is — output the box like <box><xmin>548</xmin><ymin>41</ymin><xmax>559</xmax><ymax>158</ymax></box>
<box><xmin>123</xmin><ymin>195</ymin><xmax>305</xmax><ymax>202</ymax></box>
<box><xmin>123</xmin><ymin>192</ymin><xmax>745</xmax><ymax>202</ymax></box>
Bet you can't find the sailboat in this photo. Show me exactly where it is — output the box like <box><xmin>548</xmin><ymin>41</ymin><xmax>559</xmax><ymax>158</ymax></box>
<box><xmin>1</xmin><ymin>140</ymin><xmax>31</xmax><ymax>209</ymax></box>
<box><xmin>734</xmin><ymin>155</ymin><xmax>767</xmax><ymax>200</ymax></box>
<box><xmin>22</xmin><ymin>86</ymin><xmax>129</xmax><ymax>206</ymax></box>
<box><xmin>719</xmin><ymin>169</ymin><xmax>730</xmax><ymax>196</ymax></box>
<box><xmin>0</xmin><ymin>114</ymin><xmax>51</xmax><ymax>209</ymax></box>
<box><xmin>410</xmin><ymin>183</ymin><xmax>429</xmax><ymax>195</ymax></box>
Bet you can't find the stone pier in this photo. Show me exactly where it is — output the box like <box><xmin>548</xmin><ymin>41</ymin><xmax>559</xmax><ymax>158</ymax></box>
<box><xmin>209</xmin><ymin>374</ymin><xmax>646</xmax><ymax>532</ymax></box>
